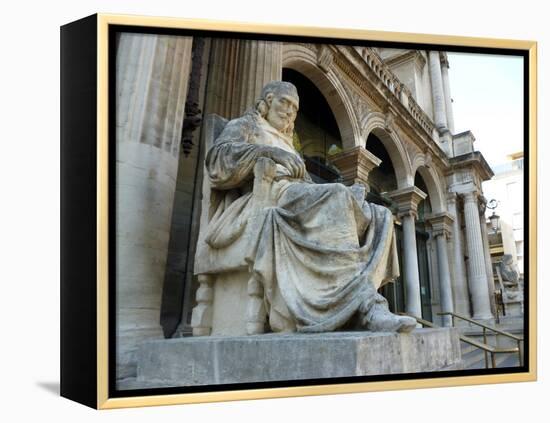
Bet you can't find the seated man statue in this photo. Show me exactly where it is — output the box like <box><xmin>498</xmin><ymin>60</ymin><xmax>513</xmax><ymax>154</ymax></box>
<box><xmin>194</xmin><ymin>81</ymin><xmax>416</xmax><ymax>334</ymax></box>
<box><xmin>497</xmin><ymin>254</ymin><xmax>522</xmax><ymax>301</ymax></box>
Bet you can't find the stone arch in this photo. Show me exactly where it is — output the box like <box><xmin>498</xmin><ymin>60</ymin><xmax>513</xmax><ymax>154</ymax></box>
<box><xmin>363</xmin><ymin>112</ymin><xmax>413</xmax><ymax>189</ymax></box>
<box><xmin>282</xmin><ymin>44</ymin><xmax>361</xmax><ymax>150</ymax></box>
<box><xmin>412</xmin><ymin>159</ymin><xmax>446</xmax><ymax>213</ymax></box>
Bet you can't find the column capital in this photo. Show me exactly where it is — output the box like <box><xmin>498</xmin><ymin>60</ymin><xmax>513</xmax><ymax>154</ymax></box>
<box><xmin>460</xmin><ymin>190</ymin><xmax>479</xmax><ymax>204</ymax></box>
<box><xmin>426</xmin><ymin>212</ymin><xmax>454</xmax><ymax>239</ymax></box>
<box><xmin>387</xmin><ymin>186</ymin><xmax>427</xmax><ymax>219</ymax></box>
<box><xmin>331</xmin><ymin>146</ymin><xmax>381</xmax><ymax>188</ymax></box>
<box><xmin>440</xmin><ymin>51</ymin><xmax>450</xmax><ymax>68</ymax></box>
<box><xmin>446</xmin><ymin>191</ymin><xmax>458</xmax><ymax>204</ymax></box>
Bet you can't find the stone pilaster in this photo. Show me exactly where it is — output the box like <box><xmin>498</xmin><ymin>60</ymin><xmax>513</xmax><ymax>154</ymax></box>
<box><xmin>204</xmin><ymin>38</ymin><xmax>240</xmax><ymax>119</ymax></box>
<box><xmin>462</xmin><ymin>191</ymin><xmax>493</xmax><ymax>319</ymax></box>
<box><xmin>231</xmin><ymin>40</ymin><xmax>283</xmax><ymax>117</ymax></box>
<box><xmin>428</xmin><ymin>51</ymin><xmax>448</xmax><ymax>131</ymax></box>
<box><xmin>427</xmin><ymin>212</ymin><xmax>455</xmax><ymax>327</ymax></box>
<box><xmin>447</xmin><ymin>193</ymin><xmax>470</xmax><ymax>317</ymax></box>
<box><xmin>330</xmin><ymin>146</ymin><xmax>381</xmax><ymax>190</ymax></box>
<box><xmin>205</xmin><ymin>39</ymin><xmax>282</xmax><ymax>119</ymax></box>
<box><xmin>440</xmin><ymin>53</ymin><xmax>455</xmax><ymax>134</ymax></box>
<box><xmin>115</xmin><ymin>33</ymin><xmax>194</xmax><ymax>380</ymax></box>
<box><xmin>388</xmin><ymin>187</ymin><xmax>427</xmax><ymax>319</ymax></box>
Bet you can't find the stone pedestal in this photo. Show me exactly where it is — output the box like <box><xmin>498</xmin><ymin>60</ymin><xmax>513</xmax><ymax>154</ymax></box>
<box><xmin>131</xmin><ymin>329</ymin><xmax>462</xmax><ymax>388</ymax></box>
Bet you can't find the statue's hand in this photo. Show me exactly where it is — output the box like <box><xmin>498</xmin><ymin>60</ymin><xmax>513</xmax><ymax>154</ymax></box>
<box><xmin>260</xmin><ymin>146</ymin><xmax>306</xmax><ymax>179</ymax></box>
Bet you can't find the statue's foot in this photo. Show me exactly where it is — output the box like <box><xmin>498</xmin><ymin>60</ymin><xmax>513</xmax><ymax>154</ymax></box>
<box><xmin>363</xmin><ymin>303</ymin><xmax>417</xmax><ymax>333</ymax></box>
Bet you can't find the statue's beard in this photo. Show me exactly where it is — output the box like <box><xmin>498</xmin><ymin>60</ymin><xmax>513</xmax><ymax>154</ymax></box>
<box><xmin>267</xmin><ymin>113</ymin><xmax>294</xmax><ymax>137</ymax></box>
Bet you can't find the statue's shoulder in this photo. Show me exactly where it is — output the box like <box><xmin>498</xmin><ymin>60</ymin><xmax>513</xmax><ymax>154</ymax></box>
<box><xmin>216</xmin><ymin>111</ymin><xmax>259</xmax><ymax>143</ymax></box>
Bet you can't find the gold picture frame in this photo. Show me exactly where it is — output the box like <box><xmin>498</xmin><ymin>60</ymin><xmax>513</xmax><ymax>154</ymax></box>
<box><xmin>60</xmin><ymin>13</ymin><xmax>537</xmax><ymax>409</ymax></box>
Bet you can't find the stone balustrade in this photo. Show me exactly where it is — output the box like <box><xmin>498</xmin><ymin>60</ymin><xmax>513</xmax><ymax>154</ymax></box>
<box><xmin>355</xmin><ymin>47</ymin><xmax>437</xmax><ymax>141</ymax></box>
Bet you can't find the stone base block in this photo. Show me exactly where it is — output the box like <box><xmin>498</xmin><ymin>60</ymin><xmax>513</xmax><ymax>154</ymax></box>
<box><xmin>133</xmin><ymin>328</ymin><xmax>462</xmax><ymax>389</ymax></box>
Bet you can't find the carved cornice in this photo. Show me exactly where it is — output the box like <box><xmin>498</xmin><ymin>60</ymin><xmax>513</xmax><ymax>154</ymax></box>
<box><xmin>449</xmin><ymin>151</ymin><xmax>494</xmax><ymax>182</ymax></box>
<box><xmin>383</xmin><ymin>50</ymin><xmax>426</xmax><ymax>71</ymax></box>
<box><xmin>387</xmin><ymin>186</ymin><xmax>427</xmax><ymax>219</ymax></box>
<box><xmin>330</xmin><ymin>146</ymin><xmax>381</xmax><ymax>189</ymax></box>
<box><xmin>426</xmin><ymin>212</ymin><xmax>454</xmax><ymax>238</ymax></box>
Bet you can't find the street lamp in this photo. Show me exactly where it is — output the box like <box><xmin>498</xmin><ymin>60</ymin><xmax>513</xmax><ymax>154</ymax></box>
<box><xmin>487</xmin><ymin>199</ymin><xmax>500</xmax><ymax>234</ymax></box>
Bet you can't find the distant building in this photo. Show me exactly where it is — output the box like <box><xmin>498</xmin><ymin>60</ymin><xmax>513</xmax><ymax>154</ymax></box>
<box><xmin>482</xmin><ymin>152</ymin><xmax>524</xmax><ymax>276</ymax></box>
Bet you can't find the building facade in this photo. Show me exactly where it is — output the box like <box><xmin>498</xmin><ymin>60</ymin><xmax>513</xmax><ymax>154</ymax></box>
<box><xmin>114</xmin><ymin>34</ymin><xmax>499</xmax><ymax>381</ymax></box>
<box><xmin>483</xmin><ymin>153</ymin><xmax>525</xmax><ymax>275</ymax></box>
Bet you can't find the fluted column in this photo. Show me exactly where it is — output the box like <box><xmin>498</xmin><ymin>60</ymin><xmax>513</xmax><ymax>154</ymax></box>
<box><xmin>204</xmin><ymin>39</ymin><xmax>240</xmax><ymax>119</ymax></box>
<box><xmin>231</xmin><ymin>40</ymin><xmax>283</xmax><ymax>117</ymax></box>
<box><xmin>428</xmin><ymin>51</ymin><xmax>448</xmax><ymax>131</ymax></box>
<box><xmin>427</xmin><ymin>213</ymin><xmax>455</xmax><ymax>327</ymax></box>
<box><xmin>440</xmin><ymin>53</ymin><xmax>455</xmax><ymax>134</ymax></box>
<box><xmin>388</xmin><ymin>187</ymin><xmax>427</xmax><ymax>319</ymax></box>
<box><xmin>462</xmin><ymin>191</ymin><xmax>493</xmax><ymax>319</ymax></box>
<box><xmin>115</xmin><ymin>33</ymin><xmax>193</xmax><ymax>380</ymax></box>
<box><xmin>205</xmin><ymin>39</ymin><xmax>282</xmax><ymax>119</ymax></box>
<box><xmin>447</xmin><ymin>193</ymin><xmax>470</xmax><ymax>317</ymax></box>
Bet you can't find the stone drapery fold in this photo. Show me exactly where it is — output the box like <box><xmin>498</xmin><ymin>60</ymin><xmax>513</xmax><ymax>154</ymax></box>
<box><xmin>195</xmin><ymin>111</ymin><xmax>399</xmax><ymax>332</ymax></box>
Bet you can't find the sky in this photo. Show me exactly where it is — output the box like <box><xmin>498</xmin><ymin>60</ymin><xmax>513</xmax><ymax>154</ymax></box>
<box><xmin>447</xmin><ymin>52</ymin><xmax>524</xmax><ymax>168</ymax></box>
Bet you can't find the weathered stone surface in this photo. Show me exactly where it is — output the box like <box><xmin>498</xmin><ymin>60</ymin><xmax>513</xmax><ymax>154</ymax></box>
<box><xmin>192</xmin><ymin>81</ymin><xmax>416</xmax><ymax>337</ymax></box>
<box><xmin>135</xmin><ymin>328</ymin><xmax>462</xmax><ymax>388</ymax></box>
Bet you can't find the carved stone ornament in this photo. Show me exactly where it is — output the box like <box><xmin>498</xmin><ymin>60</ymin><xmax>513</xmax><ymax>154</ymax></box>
<box><xmin>317</xmin><ymin>45</ymin><xmax>334</xmax><ymax>73</ymax></box>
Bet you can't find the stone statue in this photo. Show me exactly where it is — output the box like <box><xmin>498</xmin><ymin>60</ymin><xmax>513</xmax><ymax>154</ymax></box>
<box><xmin>194</xmin><ymin>81</ymin><xmax>416</xmax><ymax>334</ymax></box>
<box><xmin>498</xmin><ymin>254</ymin><xmax>519</xmax><ymax>286</ymax></box>
<box><xmin>497</xmin><ymin>254</ymin><xmax>522</xmax><ymax>301</ymax></box>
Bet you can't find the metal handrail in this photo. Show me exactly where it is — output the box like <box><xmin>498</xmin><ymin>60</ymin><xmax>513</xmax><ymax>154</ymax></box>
<box><xmin>437</xmin><ymin>312</ymin><xmax>523</xmax><ymax>341</ymax></box>
<box><xmin>399</xmin><ymin>313</ymin><xmax>522</xmax><ymax>369</ymax></box>
<box><xmin>437</xmin><ymin>312</ymin><xmax>523</xmax><ymax>367</ymax></box>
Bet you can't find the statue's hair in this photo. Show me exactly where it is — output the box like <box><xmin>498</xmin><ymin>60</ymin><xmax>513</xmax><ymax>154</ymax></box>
<box><xmin>254</xmin><ymin>81</ymin><xmax>299</xmax><ymax>137</ymax></box>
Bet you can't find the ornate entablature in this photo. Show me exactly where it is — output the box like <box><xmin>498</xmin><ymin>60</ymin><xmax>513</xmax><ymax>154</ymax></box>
<box><xmin>447</xmin><ymin>151</ymin><xmax>495</xmax><ymax>195</ymax></box>
<box><xmin>329</xmin><ymin>46</ymin><xmax>449</xmax><ymax>168</ymax></box>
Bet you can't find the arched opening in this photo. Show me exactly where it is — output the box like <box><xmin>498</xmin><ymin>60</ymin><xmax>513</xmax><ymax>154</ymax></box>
<box><xmin>366</xmin><ymin>134</ymin><xmax>434</xmax><ymax>321</ymax></box>
<box><xmin>283</xmin><ymin>68</ymin><xmax>343</xmax><ymax>183</ymax></box>
<box><xmin>364</xmin><ymin>132</ymin><xmax>398</xmax><ymax>207</ymax></box>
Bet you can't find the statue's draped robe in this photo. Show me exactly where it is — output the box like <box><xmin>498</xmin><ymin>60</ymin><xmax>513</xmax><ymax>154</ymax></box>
<box><xmin>195</xmin><ymin>111</ymin><xmax>399</xmax><ymax>332</ymax></box>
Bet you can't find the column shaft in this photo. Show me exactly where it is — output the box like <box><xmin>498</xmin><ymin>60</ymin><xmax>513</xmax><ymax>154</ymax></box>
<box><xmin>428</xmin><ymin>51</ymin><xmax>448</xmax><ymax>131</ymax></box>
<box><xmin>232</xmin><ymin>40</ymin><xmax>283</xmax><ymax>117</ymax></box>
<box><xmin>401</xmin><ymin>214</ymin><xmax>423</xmax><ymax>318</ymax></box>
<box><xmin>463</xmin><ymin>193</ymin><xmax>493</xmax><ymax>319</ymax></box>
<box><xmin>115</xmin><ymin>33</ymin><xmax>194</xmax><ymax>380</ymax></box>
<box><xmin>440</xmin><ymin>60</ymin><xmax>455</xmax><ymax>133</ymax></box>
<box><xmin>448</xmin><ymin>196</ymin><xmax>470</xmax><ymax>317</ymax></box>
<box><xmin>205</xmin><ymin>39</ymin><xmax>282</xmax><ymax>119</ymax></box>
<box><xmin>435</xmin><ymin>234</ymin><xmax>454</xmax><ymax>326</ymax></box>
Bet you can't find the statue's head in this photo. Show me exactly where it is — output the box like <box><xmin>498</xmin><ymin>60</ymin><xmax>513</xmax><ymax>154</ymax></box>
<box><xmin>502</xmin><ymin>254</ymin><xmax>514</xmax><ymax>266</ymax></box>
<box><xmin>255</xmin><ymin>81</ymin><xmax>299</xmax><ymax>137</ymax></box>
